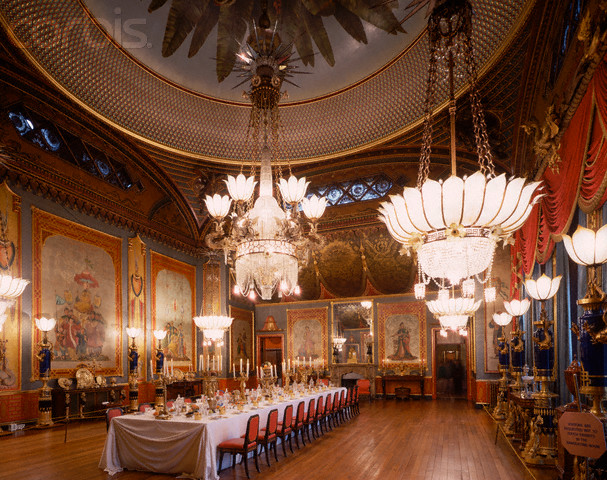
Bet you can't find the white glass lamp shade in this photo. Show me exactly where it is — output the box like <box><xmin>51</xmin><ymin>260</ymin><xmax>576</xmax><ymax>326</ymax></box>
<box><xmin>493</xmin><ymin>312</ymin><xmax>513</xmax><ymax>326</ymax></box>
<box><xmin>378</xmin><ymin>172</ymin><xmax>542</xmax><ymax>245</ymax></box>
<box><xmin>427</xmin><ymin>296</ymin><xmax>481</xmax><ymax>317</ymax></box>
<box><xmin>204</xmin><ymin>194</ymin><xmax>232</xmax><ymax>220</ymax></box>
<box><xmin>414</xmin><ymin>282</ymin><xmax>426</xmax><ymax>299</ymax></box>
<box><xmin>153</xmin><ymin>329</ymin><xmax>167</xmax><ymax>341</ymax></box>
<box><xmin>278</xmin><ymin>176</ymin><xmax>309</xmax><ymax>204</ymax></box>
<box><xmin>462</xmin><ymin>278</ymin><xmax>475</xmax><ymax>297</ymax></box>
<box><xmin>438</xmin><ymin>315</ymin><xmax>469</xmax><ymax>330</ymax></box>
<box><xmin>484</xmin><ymin>287</ymin><xmax>496</xmax><ymax>303</ymax></box>
<box><xmin>525</xmin><ymin>274</ymin><xmax>562</xmax><ymax>301</ymax></box>
<box><xmin>562</xmin><ymin>225</ymin><xmax>607</xmax><ymax>266</ymax></box>
<box><xmin>193</xmin><ymin>315</ymin><xmax>233</xmax><ymax>330</ymax></box>
<box><xmin>225</xmin><ymin>174</ymin><xmax>257</xmax><ymax>202</ymax></box>
<box><xmin>503</xmin><ymin>298</ymin><xmax>530</xmax><ymax>317</ymax></box>
<box><xmin>0</xmin><ymin>275</ymin><xmax>29</xmax><ymax>299</ymax></box>
<box><xmin>126</xmin><ymin>327</ymin><xmax>142</xmax><ymax>339</ymax></box>
<box><xmin>35</xmin><ymin>316</ymin><xmax>56</xmax><ymax>332</ymax></box>
<box><xmin>302</xmin><ymin>195</ymin><xmax>327</xmax><ymax>220</ymax></box>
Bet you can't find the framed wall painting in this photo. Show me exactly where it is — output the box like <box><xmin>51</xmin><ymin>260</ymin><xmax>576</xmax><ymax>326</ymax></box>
<box><xmin>484</xmin><ymin>245</ymin><xmax>513</xmax><ymax>373</ymax></box>
<box><xmin>287</xmin><ymin>307</ymin><xmax>328</xmax><ymax>366</ymax></box>
<box><xmin>150</xmin><ymin>251</ymin><xmax>196</xmax><ymax>373</ymax></box>
<box><xmin>0</xmin><ymin>183</ymin><xmax>23</xmax><ymax>391</ymax></box>
<box><xmin>377</xmin><ymin>301</ymin><xmax>426</xmax><ymax>371</ymax></box>
<box><xmin>229</xmin><ymin>306</ymin><xmax>254</xmax><ymax>373</ymax></box>
<box><xmin>32</xmin><ymin>208</ymin><xmax>122</xmax><ymax>377</ymax></box>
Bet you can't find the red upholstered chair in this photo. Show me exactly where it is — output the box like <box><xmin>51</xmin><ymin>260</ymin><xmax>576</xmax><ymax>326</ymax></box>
<box><xmin>303</xmin><ymin>397</ymin><xmax>316</xmax><ymax>442</ymax></box>
<box><xmin>345</xmin><ymin>387</ymin><xmax>354</xmax><ymax>420</ymax></box>
<box><xmin>105</xmin><ymin>407</ymin><xmax>124</xmax><ymax>431</ymax></box>
<box><xmin>353</xmin><ymin>385</ymin><xmax>360</xmax><ymax>415</ymax></box>
<box><xmin>357</xmin><ymin>378</ymin><xmax>371</xmax><ymax>403</ymax></box>
<box><xmin>138</xmin><ymin>402</ymin><xmax>152</xmax><ymax>412</ymax></box>
<box><xmin>322</xmin><ymin>393</ymin><xmax>332</xmax><ymax>431</ymax></box>
<box><xmin>338</xmin><ymin>389</ymin><xmax>347</xmax><ymax>423</ymax></box>
<box><xmin>314</xmin><ymin>395</ymin><xmax>325</xmax><ymax>436</ymax></box>
<box><xmin>291</xmin><ymin>401</ymin><xmax>306</xmax><ymax>448</ymax></box>
<box><xmin>330</xmin><ymin>390</ymin><xmax>341</xmax><ymax>428</ymax></box>
<box><xmin>184</xmin><ymin>398</ymin><xmax>192</xmax><ymax>404</ymax></box>
<box><xmin>276</xmin><ymin>404</ymin><xmax>294</xmax><ymax>457</ymax></box>
<box><xmin>217</xmin><ymin>414</ymin><xmax>260</xmax><ymax>479</ymax></box>
<box><xmin>258</xmin><ymin>408</ymin><xmax>279</xmax><ymax>467</ymax></box>
<box><xmin>166</xmin><ymin>400</ymin><xmax>175</xmax><ymax>410</ymax></box>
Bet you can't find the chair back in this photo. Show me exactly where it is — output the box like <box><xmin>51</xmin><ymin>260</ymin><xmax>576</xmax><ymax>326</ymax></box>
<box><xmin>281</xmin><ymin>404</ymin><xmax>293</xmax><ymax>432</ymax></box>
<box><xmin>245</xmin><ymin>414</ymin><xmax>260</xmax><ymax>446</ymax></box>
<box><xmin>265</xmin><ymin>408</ymin><xmax>278</xmax><ymax>437</ymax></box>
<box><xmin>340</xmin><ymin>389</ymin><xmax>346</xmax><ymax>406</ymax></box>
<box><xmin>355</xmin><ymin>385</ymin><xmax>359</xmax><ymax>401</ymax></box>
<box><xmin>306</xmin><ymin>398</ymin><xmax>316</xmax><ymax>422</ymax></box>
<box><xmin>166</xmin><ymin>400</ymin><xmax>175</xmax><ymax>409</ymax></box>
<box><xmin>105</xmin><ymin>407</ymin><xmax>123</xmax><ymax>430</ymax></box>
<box><xmin>295</xmin><ymin>401</ymin><xmax>305</xmax><ymax>426</ymax></box>
<box><xmin>325</xmin><ymin>393</ymin><xmax>332</xmax><ymax>413</ymax></box>
<box><xmin>316</xmin><ymin>395</ymin><xmax>324</xmax><ymax>417</ymax></box>
<box><xmin>184</xmin><ymin>398</ymin><xmax>192</xmax><ymax>404</ymax></box>
<box><xmin>138</xmin><ymin>402</ymin><xmax>152</xmax><ymax>412</ymax></box>
<box><xmin>332</xmin><ymin>391</ymin><xmax>340</xmax><ymax>411</ymax></box>
<box><xmin>357</xmin><ymin>378</ymin><xmax>370</xmax><ymax>394</ymax></box>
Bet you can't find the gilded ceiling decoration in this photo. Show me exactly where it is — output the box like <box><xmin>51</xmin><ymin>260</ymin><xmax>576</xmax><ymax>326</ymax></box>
<box><xmin>296</xmin><ymin>227</ymin><xmax>416</xmax><ymax>300</ymax></box>
<box><xmin>0</xmin><ymin>0</ymin><xmax>529</xmax><ymax>163</ymax></box>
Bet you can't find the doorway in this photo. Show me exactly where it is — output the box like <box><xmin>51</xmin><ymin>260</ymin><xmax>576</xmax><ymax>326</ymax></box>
<box><xmin>432</xmin><ymin>329</ymin><xmax>468</xmax><ymax>399</ymax></box>
<box><xmin>256</xmin><ymin>334</ymin><xmax>284</xmax><ymax>378</ymax></box>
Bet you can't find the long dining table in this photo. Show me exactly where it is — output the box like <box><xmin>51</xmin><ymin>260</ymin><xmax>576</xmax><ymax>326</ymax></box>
<box><xmin>99</xmin><ymin>386</ymin><xmax>346</xmax><ymax>480</ymax></box>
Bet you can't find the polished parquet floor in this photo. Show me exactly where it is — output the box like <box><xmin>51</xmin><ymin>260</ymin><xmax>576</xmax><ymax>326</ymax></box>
<box><xmin>0</xmin><ymin>398</ymin><xmax>558</xmax><ymax>480</ymax></box>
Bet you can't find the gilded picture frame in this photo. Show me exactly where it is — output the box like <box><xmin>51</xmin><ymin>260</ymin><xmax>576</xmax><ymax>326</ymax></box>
<box><xmin>150</xmin><ymin>251</ymin><xmax>196</xmax><ymax>372</ymax></box>
<box><xmin>377</xmin><ymin>301</ymin><xmax>426</xmax><ymax>371</ymax></box>
<box><xmin>32</xmin><ymin>208</ymin><xmax>123</xmax><ymax>377</ymax></box>
<box><xmin>287</xmin><ymin>307</ymin><xmax>328</xmax><ymax>366</ymax></box>
<box><xmin>229</xmin><ymin>306</ymin><xmax>254</xmax><ymax>373</ymax></box>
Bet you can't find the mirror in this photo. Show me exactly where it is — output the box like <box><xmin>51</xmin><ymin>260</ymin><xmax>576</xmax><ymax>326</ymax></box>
<box><xmin>331</xmin><ymin>300</ymin><xmax>374</xmax><ymax>364</ymax></box>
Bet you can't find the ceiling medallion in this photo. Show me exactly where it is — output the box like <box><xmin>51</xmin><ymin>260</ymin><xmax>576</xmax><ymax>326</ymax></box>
<box><xmin>379</xmin><ymin>0</ymin><xmax>542</xmax><ymax>331</ymax></box>
<box><xmin>204</xmin><ymin>21</ymin><xmax>326</xmax><ymax>301</ymax></box>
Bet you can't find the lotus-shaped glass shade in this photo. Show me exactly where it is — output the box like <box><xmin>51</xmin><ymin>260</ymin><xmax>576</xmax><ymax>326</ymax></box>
<box><xmin>126</xmin><ymin>327</ymin><xmax>142</xmax><ymax>339</ymax></box>
<box><xmin>493</xmin><ymin>312</ymin><xmax>513</xmax><ymax>326</ymax></box>
<box><xmin>225</xmin><ymin>174</ymin><xmax>257</xmax><ymax>202</ymax></box>
<box><xmin>204</xmin><ymin>194</ymin><xmax>232</xmax><ymax>220</ymax></box>
<box><xmin>379</xmin><ymin>172</ymin><xmax>542</xmax><ymax>244</ymax></box>
<box><xmin>278</xmin><ymin>176</ymin><xmax>309</xmax><ymax>204</ymax></box>
<box><xmin>193</xmin><ymin>315</ymin><xmax>233</xmax><ymax>330</ymax></box>
<box><xmin>153</xmin><ymin>329</ymin><xmax>167</xmax><ymax>340</ymax></box>
<box><xmin>0</xmin><ymin>275</ymin><xmax>30</xmax><ymax>299</ymax></box>
<box><xmin>302</xmin><ymin>195</ymin><xmax>327</xmax><ymax>220</ymax></box>
<box><xmin>35</xmin><ymin>316</ymin><xmax>56</xmax><ymax>332</ymax></box>
<box><xmin>525</xmin><ymin>274</ymin><xmax>562</xmax><ymax>301</ymax></box>
<box><xmin>562</xmin><ymin>225</ymin><xmax>607</xmax><ymax>267</ymax></box>
<box><xmin>503</xmin><ymin>298</ymin><xmax>530</xmax><ymax>317</ymax></box>
<box><xmin>426</xmin><ymin>296</ymin><xmax>481</xmax><ymax>317</ymax></box>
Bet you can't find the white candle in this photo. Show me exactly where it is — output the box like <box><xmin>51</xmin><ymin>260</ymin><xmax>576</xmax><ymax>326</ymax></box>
<box><xmin>150</xmin><ymin>360</ymin><xmax>153</xmax><ymax>377</ymax></box>
<box><xmin>309</xmin><ymin>357</ymin><xmax>311</xmax><ymax>368</ymax></box>
<box><xmin>207</xmin><ymin>354</ymin><xmax>210</xmax><ymax>370</ymax></box>
<box><xmin>246</xmin><ymin>359</ymin><xmax>249</xmax><ymax>374</ymax></box>
<box><xmin>288</xmin><ymin>359</ymin><xmax>291</xmax><ymax>371</ymax></box>
<box><xmin>212</xmin><ymin>356</ymin><xmax>215</xmax><ymax>371</ymax></box>
<box><xmin>233</xmin><ymin>364</ymin><xmax>236</xmax><ymax>378</ymax></box>
<box><xmin>240</xmin><ymin>358</ymin><xmax>243</xmax><ymax>374</ymax></box>
<box><xmin>171</xmin><ymin>359</ymin><xmax>174</xmax><ymax>376</ymax></box>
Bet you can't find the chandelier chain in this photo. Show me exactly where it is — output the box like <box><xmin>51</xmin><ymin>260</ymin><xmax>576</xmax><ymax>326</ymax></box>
<box><xmin>464</xmin><ymin>34</ymin><xmax>495</xmax><ymax>178</ymax></box>
<box><xmin>417</xmin><ymin>44</ymin><xmax>439</xmax><ymax>188</ymax></box>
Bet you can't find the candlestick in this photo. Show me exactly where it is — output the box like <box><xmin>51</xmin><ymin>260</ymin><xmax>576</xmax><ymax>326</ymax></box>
<box><xmin>246</xmin><ymin>359</ymin><xmax>249</xmax><ymax>374</ymax></box>
<box><xmin>240</xmin><ymin>358</ymin><xmax>243</xmax><ymax>375</ymax></box>
<box><xmin>233</xmin><ymin>364</ymin><xmax>236</xmax><ymax>378</ymax></box>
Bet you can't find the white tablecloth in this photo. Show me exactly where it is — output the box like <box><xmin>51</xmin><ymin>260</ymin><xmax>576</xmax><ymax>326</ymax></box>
<box><xmin>99</xmin><ymin>387</ymin><xmax>345</xmax><ymax>480</ymax></box>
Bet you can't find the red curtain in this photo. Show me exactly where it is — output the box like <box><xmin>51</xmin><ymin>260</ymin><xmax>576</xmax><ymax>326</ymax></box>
<box><xmin>513</xmin><ymin>56</ymin><xmax>607</xmax><ymax>280</ymax></box>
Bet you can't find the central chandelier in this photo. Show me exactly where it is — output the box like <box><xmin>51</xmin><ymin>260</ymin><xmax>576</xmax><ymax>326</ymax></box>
<box><xmin>378</xmin><ymin>1</ymin><xmax>542</xmax><ymax>301</ymax></box>
<box><xmin>204</xmin><ymin>21</ymin><xmax>326</xmax><ymax>301</ymax></box>
<box><xmin>427</xmin><ymin>295</ymin><xmax>480</xmax><ymax>334</ymax></box>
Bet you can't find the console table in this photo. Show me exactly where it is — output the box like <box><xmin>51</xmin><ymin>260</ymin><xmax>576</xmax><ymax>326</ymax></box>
<box><xmin>166</xmin><ymin>379</ymin><xmax>204</xmax><ymax>400</ymax></box>
<box><xmin>52</xmin><ymin>385</ymin><xmax>127</xmax><ymax>421</ymax></box>
<box><xmin>380</xmin><ymin>374</ymin><xmax>425</xmax><ymax>398</ymax></box>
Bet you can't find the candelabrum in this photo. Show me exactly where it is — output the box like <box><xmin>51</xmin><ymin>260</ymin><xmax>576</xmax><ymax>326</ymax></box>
<box><xmin>35</xmin><ymin>317</ymin><xmax>56</xmax><ymax>427</ymax></box>
<box><xmin>126</xmin><ymin>327</ymin><xmax>141</xmax><ymax>412</ymax></box>
<box><xmin>237</xmin><ymin>371</ymin><xmax>249</xmax><ymax>397</ymax></box>
<box><xmin>201</xmin><ymin>367</ymin><xmax>219</xmax><ymax>398</ymax></box>
<box><xmin>154</xmin><ymin>372</ymin><xmax>174</xmax><ymax>420</ymax></box>
<box><xmin>492</xmin><ymin>334</ymin><xmax>510</xmax><ymax>420</ymax></box>
<box><xmin>523</xmin><ymin>274</ymin><xmax>561</xmax><ymax>466</ymax></box>
<box><xmin>283</xmin><ymin>370</ymin><xmax>294</xmax><ymax>389</ymax></box>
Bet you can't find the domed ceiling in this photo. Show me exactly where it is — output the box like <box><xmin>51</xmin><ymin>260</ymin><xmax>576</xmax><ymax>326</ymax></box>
<box><xmin>0</xmin><ymin>0</ymin><xmax>529</xmax><ymax>165</ymax></box>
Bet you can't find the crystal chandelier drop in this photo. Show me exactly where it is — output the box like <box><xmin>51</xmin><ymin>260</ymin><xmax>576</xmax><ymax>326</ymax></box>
<box><xmin>378</xmin><ymin>1</ymin><xmax>542</xmax><ymax>300</ymax></box>
<box><xmin>204</xmin><ymin>22</ymin><xmax>326</xmax><ymax>301</ymax></box>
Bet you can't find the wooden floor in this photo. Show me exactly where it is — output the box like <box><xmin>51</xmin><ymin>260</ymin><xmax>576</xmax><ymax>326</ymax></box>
<box><xmin>0</xmin><ymin>398</ymin><xmax>558</xmax><ymax>480</ymax></box>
